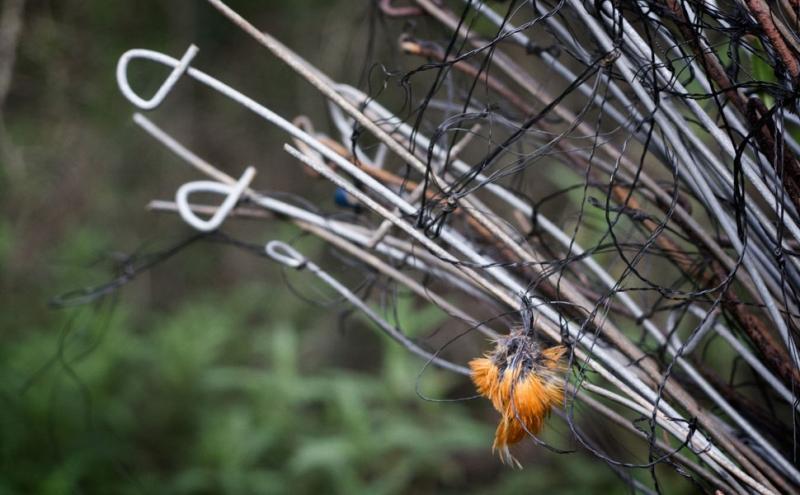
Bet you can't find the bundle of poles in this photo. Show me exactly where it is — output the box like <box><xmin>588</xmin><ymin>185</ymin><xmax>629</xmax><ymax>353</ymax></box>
<box><xmin>115</xmin><ymin>0</ymin><xmax>800</xmax><ymax>492</ymax></box>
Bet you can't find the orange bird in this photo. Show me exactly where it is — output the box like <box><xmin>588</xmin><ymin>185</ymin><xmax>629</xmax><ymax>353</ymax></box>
<box><xmin>469</xmin><ymin>329</ymin><xmax>566</xmax><ymax>467</ymax></box>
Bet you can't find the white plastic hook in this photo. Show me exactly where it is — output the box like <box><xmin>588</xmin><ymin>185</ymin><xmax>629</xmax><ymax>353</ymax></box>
<box><xmin>117</xmin><ymin>44</ymin><xmax>199</xmax><ymax>110</ymax></box>
<box><xmin>175</xmin><ymin>166</ymin><xmax>256</xmax><ymax>232</ymax></box>
<box><xmin>265</xmin><ymin>241</ymin><xmax>307</xmax><ymax>269</ymax></box>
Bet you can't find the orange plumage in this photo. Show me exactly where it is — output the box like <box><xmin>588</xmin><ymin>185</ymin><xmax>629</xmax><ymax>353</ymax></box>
<box><xmin>469</xmin><ymin>329</ymin><xmax>566</xmax><ymax>466</ymax></box>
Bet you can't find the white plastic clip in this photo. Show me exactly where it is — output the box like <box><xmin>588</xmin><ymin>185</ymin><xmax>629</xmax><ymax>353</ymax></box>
<box><xmin>265</xmin><ymin>241</ymin><xmax>307</xmax><ymax>269</ymax></box>
<box><xmin>117</xmin><ymin>44</ymin><xmax>199</xmax><ymax>110</ymax></box>
<box><xmin>175</xmin><ymin>166</ymin><xmax>256</xmax><ymax>232</ymax></box>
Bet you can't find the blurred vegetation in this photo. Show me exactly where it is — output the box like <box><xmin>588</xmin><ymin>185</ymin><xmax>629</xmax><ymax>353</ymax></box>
<box><xmin>0</xmin><ymin>1</ymin><xmax>680</xmax><ymax>493</ymax></box>
<box><xmin>0</xmin><ymin>280</ymin><xmax>623</xmax><ymax>494</ymax></box>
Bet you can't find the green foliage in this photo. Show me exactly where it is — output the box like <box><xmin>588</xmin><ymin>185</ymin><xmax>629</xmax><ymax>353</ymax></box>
<box><xmin>0</xmin><ymin>276</ymin><xmax>634</xmax><ymax>494</ymax></box>
<box><xmin>1</xmin><ymin>285</ymin><xmax>472</xmax><ymax>494</ymax></box>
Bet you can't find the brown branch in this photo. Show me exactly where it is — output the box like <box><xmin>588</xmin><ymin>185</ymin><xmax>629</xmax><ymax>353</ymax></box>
<box><xmin>662</xmin><ymin>0</ymin><xmax>800</xmax><ymax>213</ymax></box>
<box><xmin>747</xmin><ymin>96</ymin><xmax>800</xmax><ymax>208</ymax></box>
<box><xmin>745</xmin><ymin>0</ymin><xmax>800</xmax><ymax>80</ymax></box>
<box><xmin>712</xmin><ymin>262</ymin><xmax>800</xmax><ymax>390</ymax></box>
